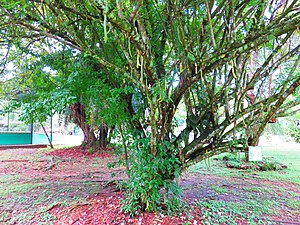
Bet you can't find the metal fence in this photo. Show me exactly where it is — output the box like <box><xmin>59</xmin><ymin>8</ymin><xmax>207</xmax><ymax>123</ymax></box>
<box><xmin>0</xmin><ymin>111</ymin><xmax>52</xmax><ymax>145</ymax></box>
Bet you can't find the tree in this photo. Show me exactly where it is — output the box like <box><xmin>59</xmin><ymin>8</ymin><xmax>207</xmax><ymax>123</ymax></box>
<box><xmin>1</xmin><ymin>0</ymin><xmax>299</xmax><ymax>212</ymax></box>
<box><xmin>1</xmin><ymin>50</ymin><xmax>71</xmax><ymax>148</ymax></box>
<box><xmin>1</xmin><ymin>47</ymin><xmax>120</xmax><ymax>149</ymax></box>
<box><xmin>32</xmin><ymin>50</ymin><xmax>119</xmax><ymax>148</ymax></box>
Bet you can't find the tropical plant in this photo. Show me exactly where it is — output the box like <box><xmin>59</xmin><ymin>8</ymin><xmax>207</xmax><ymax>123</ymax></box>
<box><xmin>0</xmin><ymin>0</ymin><xmax>299</xmax><ymax>213</ymax></box>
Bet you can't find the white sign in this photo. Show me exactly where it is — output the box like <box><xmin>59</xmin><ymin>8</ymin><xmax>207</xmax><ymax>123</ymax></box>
<box><xmin>249</xmin><ymin>146</ymin><xmax>263</xmax><ymax>161</ymax></box>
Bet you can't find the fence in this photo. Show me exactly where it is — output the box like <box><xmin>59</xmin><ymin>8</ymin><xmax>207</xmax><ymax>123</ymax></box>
<box><xmin>0</xmin><ymin>111</ymin><xmax>51</xmax><ymax>145</ymax></box>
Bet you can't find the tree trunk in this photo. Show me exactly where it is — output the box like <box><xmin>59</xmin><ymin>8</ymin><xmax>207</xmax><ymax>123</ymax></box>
<box><xmin>69</xmin><ymin>102</ymin><xmax>96</xmax><ymax>147</ymax></box>
<box><xmin>40</xmin><ymin>122</ymin><xmax>54</xmax><ymax>149</ymax></box>
<box><xmin>69</xmin><ymin>102</ymin><xmax>110</xmax><ymax>149</ymax></box>
<box><xmin>81</xmin><ymin>125</ymin><xmax>97</xmax><ymax>147</ymax></box>
<box><xmin>97</xmin><ymin>123</ymin><xmax>109</xmax><ymax>149</ymax></box>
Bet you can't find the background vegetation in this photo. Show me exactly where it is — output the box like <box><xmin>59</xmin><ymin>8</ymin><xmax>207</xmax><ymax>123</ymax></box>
<box><xmin>0</xmin><ymin>0</ymin><xmax>299</xmax><ymax>213</ymax></box>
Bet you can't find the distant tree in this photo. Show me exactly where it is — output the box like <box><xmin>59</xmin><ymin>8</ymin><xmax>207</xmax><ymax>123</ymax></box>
<box><xmin>1</xmin><ymin>0</ymin><xmax>299</xmax><ymax>213</ymax></box>
<box><xmin>1</xmin><ymin>47</ymin><xmax>121</xmax><ymax>149</ymax></box>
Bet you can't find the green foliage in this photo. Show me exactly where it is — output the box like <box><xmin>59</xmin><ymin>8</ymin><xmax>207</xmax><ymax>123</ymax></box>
<box><xmin>288</xmin><ymin>125</ymin><xmax>300</xmax><ymax>143</ymax></box>
<box><xmin>257</xmin><ymin>160</ymin><xmax>282</xmax><ymax>171</ymax></box>
<box><xmin>224</xmin><ymin>155</ymin><xmax>242</xmax><ymax>168</ymax></box>
<box><xmin>89</xmin><ymin>81</ymin><xmax>133</xmax><ymax>127</ymax></box>
<box><xmin>121</xmin><ymin>138</ymin><xmax>183</xmax><ymax>215</ymax></box>
<box><xmin>2</xmin><ymin>49</ymin><xmax>77</xmax><ymax>125</ymax></box>
<box><xmin>1</xmin><ymin>0</ymin><xmax>300</xmax><ymax>214</ymax></box>
<box><xmin>223</xmin><ymin>153</ymin><xmax>287</xmax><ymax>171</ymax></box>
<box><xmin>229</xmin><ymin>139</ymin><xmax>247</xmax><ymax>149</ymax></box>
<box><xmin>262</xmin><ymin>121</ymin><xmax>286</xmax><ymax>137</ymax></box>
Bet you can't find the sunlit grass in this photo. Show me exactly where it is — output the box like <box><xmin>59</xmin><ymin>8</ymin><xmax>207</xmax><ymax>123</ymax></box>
<box><xmin>189</xmin><ymin>142</ymin><xmax>300</xmax><ymax>224</ymax></box>
<box><xmin>0</xmin><ymin>182</ymin><xmax>44</xmax><ymax>197</ymax></box>
<box><xmin>260</xmin><ymin>145</ymin><xmax>300</xmax><ymax>184</ymax></box>
<box><xmin>189</xmin><ymin>143</ymin><xmax>300</xmax><ymax>184</ymax></box>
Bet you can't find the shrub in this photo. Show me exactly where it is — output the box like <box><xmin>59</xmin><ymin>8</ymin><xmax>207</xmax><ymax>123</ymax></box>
<box><xmin>121</xmin><ymin>138</ymin><xmax>183</xmax><ymax>215</ymax></box>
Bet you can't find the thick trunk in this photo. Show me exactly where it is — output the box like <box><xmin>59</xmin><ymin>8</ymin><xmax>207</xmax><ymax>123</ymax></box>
<box><xmin>69</xmin><ymin>102</ymin><xmax>109</xmax><ymax>149</ymax></box>
<box><xmin>247</xmin><ymin>123</ymin><xmax>260</xmax><ymax>146</ymax></box>
<box><xmin>97</xmin><ymin>123</ymin><xmax>109</xmax><ymax>149</ymax></box>
<box><xmin>81</xmin><ymin>124</ymin><xmax>97</xmax><ymax>147</ymax></box>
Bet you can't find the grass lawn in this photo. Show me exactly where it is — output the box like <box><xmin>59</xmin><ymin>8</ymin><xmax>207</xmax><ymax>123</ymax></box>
<box><xmin>261</xmin><ymin>144</ymin><xmax>300</xmax><ymax>184</ymax></box>
<box><xmin>187</xmin><ymin>142</ymin><xmax>300</xmax><ymax>224</ymax></box>
<box><xmin>1</xmin><ymin>142</ymin><xmax>299</xmax><ymax>224</ymax></box>
<box><xmin>189</xmin><ymin>142</ymin><xmax>300</xmax><ymax>185</ymax></box>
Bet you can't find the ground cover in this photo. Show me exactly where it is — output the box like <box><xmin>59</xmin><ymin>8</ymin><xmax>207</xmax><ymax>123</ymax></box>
<box><xmin>0</xmin><ymin>145</ymin><xmax>299</xmax><ymax>224</ymax></box>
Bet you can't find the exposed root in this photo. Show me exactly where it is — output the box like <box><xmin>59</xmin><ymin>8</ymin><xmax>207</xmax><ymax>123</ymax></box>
<box><xmin>46</xmin><ymin>202</ymin><xmax>63</xmax><ymax>211</ymax></box>
<box><xmin>44</xmin><ymin>156</ymin><xmax>55</xmax><ymax>171</ymax></box>
<box><xmin>65</xmin><ymin>202</ymin><xmax>91</xmax><ymax>214</ymax></box>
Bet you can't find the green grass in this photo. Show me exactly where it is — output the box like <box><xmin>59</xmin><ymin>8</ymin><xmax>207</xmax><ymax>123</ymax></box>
<box><xmin>211</xmin><ymin>185</ymin><xmax>228</xmax><ymax>194</ymax></box>
<box><xmin>242</xmin><ymin>186</ymin><xmax>274</xmax><ymax>194</ymax></box>
<box><xmin>286</xmin><ymin>199</ymin><xmax>300</xmax><ymax>210</ymax></box>
<box><xmin>0</xmin><ymin>147</ymin><xmax>107</xmax><ymax>225</ymax></box>
<box><xmin>40</xmin><ymin>207</ymin><xmax>57</xmax><ymax>222</ymax></box>
<box><xmin>188</xmin><ymin>143</ymin><xmax>300</xmax><ymax>224</ymax></box>
<box><xmin>0</xmin><ymin>180</ymin><xmax>95</xmax><ymax>225</ymax></box>
<box><xmin>1</xmin><ymin>142</ymin><xmax>299</xmax><ymax>224</ymax></box>
<box><xmin>188</xmin><ymin>156</ymin><xmax>244</xmax><ymax>178</ymax></box>
<box><xmin>260</xmin><ymin>145</ymin><xmax>300</xmax><ymax>184</ymax></box>
<box><xmin>194</xmin><ymin>199</ymin><xmax>274</xmax><ymax>225</ymax></box>
<box><xmin>0</xmin><ymin>211</ymin><xmax>9</xmax><ymax>223</ymax></box>
<box><xmin>0</xmin><ymin>174</ymin><xmax>22</xmax><ymax>184</ymax></box>
<box><xmin>191</xmin><ymin>178</ymin><xmax>293</xmax><ymax>224</ymax></box>
<box><xmin>189</xmin><ymin>144</ymin><xmax>300</xmax><ymax>184</ymax></box>
<box><xmin>0</xmin><ymin>182</ymin><xmax>44</xmax><ymax>196</ymax></box>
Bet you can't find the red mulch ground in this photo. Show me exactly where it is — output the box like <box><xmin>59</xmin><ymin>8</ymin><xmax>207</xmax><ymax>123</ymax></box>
<box><xmin>1</xmin><ymin>146</ymin><xmax>300</xmax><ymax>225</ymax></box>
<box><xmin>45</xmin><ymin>147</ymin><xmax>204</xmax><ymax>224</ymax></box>
<box><xmin>45</xmin><ymin>146</ymin><xmax>113</xmax><ymax>159</ymax></box>
<box><xmin>50</xmin><ymin>189</ymin><xmax>203</xmax><ymax>225</ymax></box>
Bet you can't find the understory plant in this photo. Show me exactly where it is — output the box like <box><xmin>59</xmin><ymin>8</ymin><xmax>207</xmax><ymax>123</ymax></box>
<box><xmin>121</xmin><ymin>137</ymin><xmax>183</xmax><ymax>215</ymax></box>
<box><xmin>1</xmin><ymin>0</ymin><xmax>299</xmax><ymax>216</ymax></box>
<box><xmin>223</xmin><ymin>153</ymin><xmax>287</xmax><ymax>171</ymax></box>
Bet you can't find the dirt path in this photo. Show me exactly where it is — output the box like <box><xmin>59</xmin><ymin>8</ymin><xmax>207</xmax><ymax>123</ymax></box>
<box><xmin>1</xmin><ymin>147</ymin><xmax>299</xmax><ymax>225</ymax></box>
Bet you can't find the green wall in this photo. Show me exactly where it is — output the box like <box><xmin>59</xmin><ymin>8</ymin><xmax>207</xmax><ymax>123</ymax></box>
<box><xmin>0</xmin><ymin>132</ymin><xmax>32</xmax><ymax>145</ymax></box>
<box><xmin>0</xmin><ymin>132</ymin><xmax>50</xmax><ymax>145</ymax></box>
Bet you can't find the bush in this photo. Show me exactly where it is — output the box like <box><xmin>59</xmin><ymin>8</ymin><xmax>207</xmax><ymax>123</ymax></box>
<box><xmin>121</xmin><ymin>138</ymin><xmax>183</xmax><ymax>215</ymax></box>
<box><xmin>289</xmin><ymin>126</ymin><xmax>300</xmax><ymax>143</ymax></box>
<box><xmin>222</xmin><ymin>153</ymin><xmax>287</xmax><ymax>171</ymax></box>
